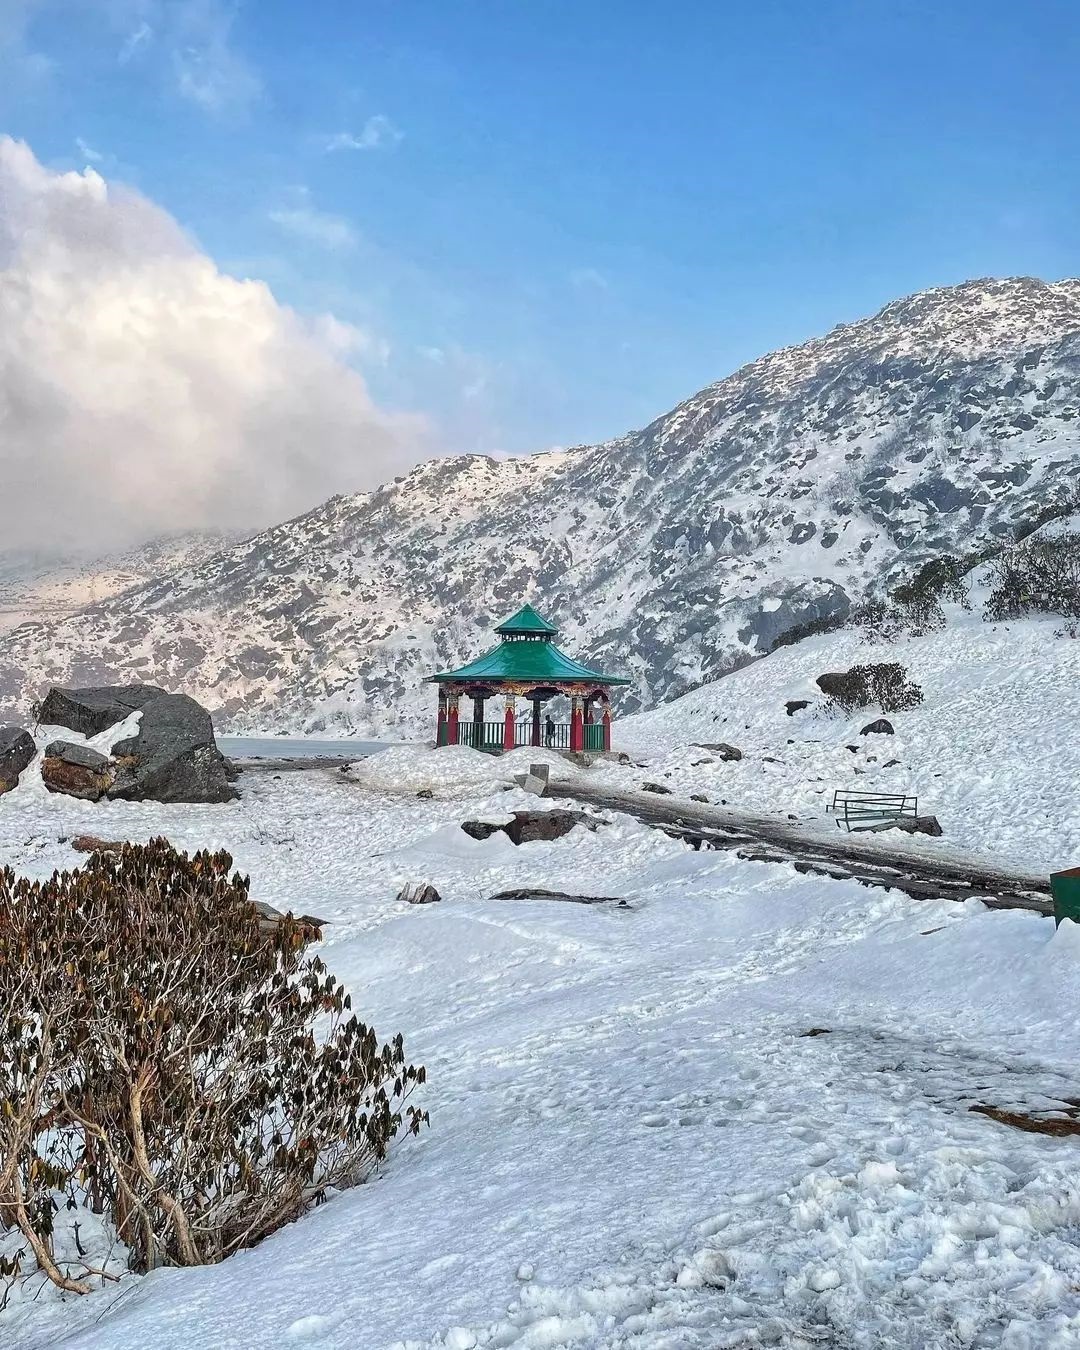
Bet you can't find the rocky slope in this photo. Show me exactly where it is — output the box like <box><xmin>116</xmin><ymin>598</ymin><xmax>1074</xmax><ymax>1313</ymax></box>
<box><xmin>0</xmin><ymin>531</ymin><xmax>236</xmax><ymax>634</ymax></box>
<box><xmin>2</xmin><ymin>276</ymin><xmax>1079</xmax><ymax>736</ymax></box>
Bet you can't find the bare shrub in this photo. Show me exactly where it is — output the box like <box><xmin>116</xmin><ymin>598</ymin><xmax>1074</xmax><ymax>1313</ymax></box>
<box><xmin>817</xmin><ymin>662</ymin><xmax>924</xmax><ymax>713</ymax></box>
<box><xmin>0</xmin><ymin>840</ymin><xmax>426</xmax><ymax>1289</ymax></box>
<box><xmin>985</xmin><ymin>532</ymin><xmax>1080</xmax><ymax>624</ymax></box>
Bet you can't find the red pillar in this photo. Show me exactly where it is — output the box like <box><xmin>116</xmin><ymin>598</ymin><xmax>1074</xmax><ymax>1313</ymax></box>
<box><xmin>570</xmin><ymin>696</ymin><xmax>584</xmax><ymax>752</ymax></box>
<box><xmin>503</xmin><ymin>698</ymin><xmax>516</xmax><ymax>751</ymax></box>
<box><xmin>447</xmin><ymin>695</ymin><xmax>459</xmax><ymax>746</ymax></box>
<box><xmin>436</xmin><ymin>693</ymin><xmax>447</xmax><ymax>747</ymax></box>
<box><xmin>602</xmin><ymin>705</ymin><xmax>611</xmax><ymax>752</ymax></box>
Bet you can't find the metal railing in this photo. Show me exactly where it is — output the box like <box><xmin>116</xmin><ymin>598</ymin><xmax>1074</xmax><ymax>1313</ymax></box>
<box><xmin>450</xmin><ymin>720</ymin><xmax>606</xmax><ymax>752</ymax></box>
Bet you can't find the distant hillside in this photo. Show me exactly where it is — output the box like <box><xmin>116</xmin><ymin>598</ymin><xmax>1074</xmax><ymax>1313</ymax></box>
<box><xmin>0</xmin><ymin>532</ymin><xmax>238</xmax><ymax>635</ymax></box>
<box><xmin>2</xmin><ymin>276</ymin><xmax>1080</xmax><ymax>735</ymax></box>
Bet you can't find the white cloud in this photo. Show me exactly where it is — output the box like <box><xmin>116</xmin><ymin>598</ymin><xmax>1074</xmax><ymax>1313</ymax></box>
<box><xmin>325</xmin><ymin>115</ymin><xmax>404</xmax><ymax>153</ymax></box>
<box><xmin>268</xmin><ymin>195</ymin><xmax>357</xmax><ymax>252</ymax></box>
<box><xmin>117</xmin><ymin>18</ymin><xmax>152</xmax><ymax>63</ymax></box>
<box><xmin>170</xmin><ymin>0</ymin><xmax>260</xmax><ymax>114</ymax></box>
<box><xmin>0</xmin><ymin>137</ymin><xmax>428</xmax><ymax>552</ymax></box>
<box><xmin>74</xmin><ymin>136</ymin><xmax>106</xmax><ymax>164</ymax></box>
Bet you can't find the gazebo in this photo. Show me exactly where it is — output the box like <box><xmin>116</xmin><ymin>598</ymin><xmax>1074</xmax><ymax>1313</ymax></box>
<box><xmin>427</xmin><ymin>604</ymin><xmax>630</xmax><ymax>753</ymax></box>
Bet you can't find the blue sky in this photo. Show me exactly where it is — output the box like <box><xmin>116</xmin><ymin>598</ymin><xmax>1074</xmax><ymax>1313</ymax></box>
<box><xmin>4</xmin><ymin>0</ymin><xmax>1080</xmax><ymax>459</ymax></box>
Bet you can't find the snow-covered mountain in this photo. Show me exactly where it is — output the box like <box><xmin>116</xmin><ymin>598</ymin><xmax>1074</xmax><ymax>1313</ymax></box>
<box><xmin>0</xmin><ymin>532</ymin><xmax>237</xmax><ymax>634</ymax></box>
<box><xmin>2</xmin><ymin>276</ymin><xmax>1080</xmax><ymax>736</ymax></box>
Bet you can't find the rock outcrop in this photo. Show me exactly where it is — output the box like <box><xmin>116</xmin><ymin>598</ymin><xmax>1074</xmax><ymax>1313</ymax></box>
<box><xmin>461</xmin><ymin>809</ymin><xmax>598</xmax><ymax>845</ymax></box>
<box><xmin>0</xmin><ymin>726</ymin><xmax>35</xmax><ymax>793</ymax></box>
<box><xmin>38</xmin><ymin>685</ymin><xmax>165</xmax><ymax>738</ymax></box>
<box><xmin>860</xmin><ymin>718</ymin><xmax>896</xmax><ymax>736</ymax></box>
<box><xmin>42</xmin><ymin>741</ymin><xmax>114</xmax><ymax>801</ymax></box>
<box><xmin>108</xmin><ymin>693</ymin><xmax>238</xmax><ymax>804</ymax></box>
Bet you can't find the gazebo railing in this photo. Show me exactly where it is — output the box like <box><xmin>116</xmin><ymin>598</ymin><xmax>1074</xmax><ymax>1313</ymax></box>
<box><xmin>451</xmin><ymin>720</ymin><xmax>606</xmax><ymax>752</ymax></box>
<box><xmin>456</xmin><ymin>721</ymin><xmax>506</xmax><ymax>751</ymax></box>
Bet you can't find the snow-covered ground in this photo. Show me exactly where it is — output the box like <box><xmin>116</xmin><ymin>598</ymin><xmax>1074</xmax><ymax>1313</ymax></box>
<box><xmin>4</xmin><ymin>741</ymin><xmax>1080</xmax><ymax>1348</ymax></box>
<box><xmin>604</xmin><ymin>612</ymin><xmax>1080</xmax><ymax>873</ymax></box>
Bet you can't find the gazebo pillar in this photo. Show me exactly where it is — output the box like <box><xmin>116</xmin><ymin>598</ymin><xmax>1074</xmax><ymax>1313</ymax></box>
<box><xmin>503</xmin><ymin>695</ymin><xmax>516</xmax><ymax>751</ymax></box>
<box><xmin>436</xmin><ymin>690</ymin><xmax>447</xmax><ymax>746</ymax></box>
<box><xmin>447</xmin><ymin>693</ymin><xmax>460</xmax><ymax>746</ymax></box>
<box><xmin>531</xmin><ymin>696</ymin><xmax>542</xmax><ymax>747</ymax></box>
<box><xmin>569</xmin><ymin>695</ymin><xmax>584</xmax><ymax>753</ymax></box>
<box><xmin>602</xmin><ymin>701</ymin><xmax>612</xmax><ymax>752</ymax></box>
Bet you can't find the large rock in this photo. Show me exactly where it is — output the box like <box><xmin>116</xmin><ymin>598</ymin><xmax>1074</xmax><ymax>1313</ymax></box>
<box><xmin>38</xmin><ymin>685</ymin><xmax>166</xmax><ymax>738</ymax></box>
<box><xmin>0</xmin><ymin>726</ymin><xmax>35</xmax><ymax>793</ymax></box>
<box><xmin>461</xmin><ymin>809</ymin><xmax>598</xmax><ymax>846</ymax></box>
<box><xmin>860</xmin><ymin>717</ymin><xmax>895</xmax><ymax>736</ymax></box>
<box><xmin>691</xmin><ymin>743</ymin><xmax>743</xmax><ymax>761</ymax></box>
<box><xmin>42</xmin><ymin>741</ymin><xmax>114</xmax><ymax>801</ymax></box>
<box><xmin>887</xmin><ymin>815</ymin><xmax>944</xmax><ymax>837</ymax></box>
<box><xmin>107</xmin><ymin>693</ymin><xmax>238</xmax><ymax>804</ymax></box>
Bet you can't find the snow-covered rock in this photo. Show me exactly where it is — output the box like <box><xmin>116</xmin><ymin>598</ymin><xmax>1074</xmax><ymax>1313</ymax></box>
<box><xmin>2</xmin><ymin>277</ymin><xmax>1080</xmax><ymax>735</ymax></box>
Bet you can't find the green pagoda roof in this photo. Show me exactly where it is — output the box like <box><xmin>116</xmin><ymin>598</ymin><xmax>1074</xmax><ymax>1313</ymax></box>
<box><xmin>428</xmin><ymin>604</ymin><xmax>629</xmax><ymax>688</ymax></box>
<box><xmin>495</xmin><ymin>603</ymin><xmax>559</xmax><ymax>637</ymax></box>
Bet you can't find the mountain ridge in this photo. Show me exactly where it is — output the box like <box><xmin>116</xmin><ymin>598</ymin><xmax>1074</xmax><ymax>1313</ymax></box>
<box><xmin>3</xmin><ymin>275</ymin><xmax>1080</xmax><ymax>736</ymax></box>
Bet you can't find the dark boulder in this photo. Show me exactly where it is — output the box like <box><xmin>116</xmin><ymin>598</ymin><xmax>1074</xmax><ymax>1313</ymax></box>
<box><xmin>642</xmin><ymin>781</ymin><xmax>674</xmax><ymax>795</ymax></box>
<box><xmin>0</xmin><ymin>726</ymin><xmax>35</xmax><ymax>793</ymax></box>
<box><xmin>887</xmin><ymin>815</ymin><xmax>944</xmax><ymax>837</ymax></box>
<box><xmin>506</xmin><ymin>809</ymin><xmax>596</xmax><ymax>845</ymax></box>
<box><xmin>860</xmin><ymin>718</ymin><xmax>895</xmax><ymax>736</ymax></box>
<box><xmin>42</xmin><ymin>741</ymin><xmax>114</xmax><ymax>801</ymax></box>
<box><xmin>691</xmin><ymin>743</ymin><xmax>743</xmax><ymax>761</ymax></box>
<box><xmin>461</xmin><ymin>820</ymin><xmax>506</xmax><ymax>841</ymax></box>
<box><xmin>785</xmin><ymin>700</ymin><xmax>811</xmax><ymax>716</ymax></box>
<box><xmin>461</xmin><ymin>809</ymin><xmax>599</xmax><ymax>845</ymax></box>
<box><xmin>690</xmin><ymin>792</ymin><xmax>709</xmax><ymax>803</ymax></box>
<box><xmin>108</xmin><ymin>693</ymin><xmax>238</xmax><ymax>804</ymax></box>
<box><xmin>39</xmin><ymin>685</ymin><xmax>166</xmax><ymax>738</ymax></box>
<box><xmin>487</xmin><ymin>888</ymin><xmax>624</xmax><ymax>905</ymax></box>
<box><xmin>815</xmin><ymin>672</ymin><xmax>850</xmax><ymax>699</ymax></box>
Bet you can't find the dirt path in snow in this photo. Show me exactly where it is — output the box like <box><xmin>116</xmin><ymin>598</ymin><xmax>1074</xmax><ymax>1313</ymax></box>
<box><xmin>550</xmin><ymin>778</ymin><xmax>1054</xmax><ymax>914</ymax></box>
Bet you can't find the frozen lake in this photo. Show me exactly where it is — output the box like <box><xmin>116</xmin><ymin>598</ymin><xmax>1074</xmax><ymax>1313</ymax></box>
<box><xmin>217</xmin><ymin>735</ymin><xmax>392</xmax><ymax>761</ymax></box>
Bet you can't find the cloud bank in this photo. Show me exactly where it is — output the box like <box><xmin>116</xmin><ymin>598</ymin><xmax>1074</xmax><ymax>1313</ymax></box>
<box><xmin>0</xmin><ymin>138</ymin><xmax>429</xmax><ymax>553</ymax></box>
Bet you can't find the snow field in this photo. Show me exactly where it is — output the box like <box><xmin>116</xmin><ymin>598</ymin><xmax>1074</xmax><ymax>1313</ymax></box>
<box><xmin>609</xmin><ymin>612</ymin><xmax>1080</xmax><ymax>872</ymax></box>
<box><xmin>4</xmin><ymin>746</ymin><xmax>1080</xmax><ymax>1347</ymax></box>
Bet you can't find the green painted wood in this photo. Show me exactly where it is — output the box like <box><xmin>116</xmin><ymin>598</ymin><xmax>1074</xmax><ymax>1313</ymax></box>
<box><xmin>495</xmin><ymin>604</ymin><xmax>559</xmax><ymax>637</ymax></box>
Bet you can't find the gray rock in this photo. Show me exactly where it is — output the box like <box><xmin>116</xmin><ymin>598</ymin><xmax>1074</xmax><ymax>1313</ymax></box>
<box><xmin>487</xmin><ymin>888</ymin><xmax>624</xmax><ymax>905</ymax></box>
<box><xmin>107</xmin><ymin>693</ymin><xmax>238</xmax><ymax>804</ymax></box>
<box><xmin>689</xmin><ymin>792</ymin><xmax>709</xmax><ymax>803</ymax></box>
<box><xmin>691</xmin><ymin>743</ymin><xmax>743</xmax><ymax>761</ymax></box>
<box><xmin>860</xmin><ymin>718</ymin><xmax>895</xmax><ymax>736</ymax></box>
<box><xmin>42</xmin><ymin>741</ymin><xmax>114</xmax><ymax>801</ymax></box>
<box><xmin>44</xmin><ymin>740</ymin><xmax>111</xmax><ymax>770</ymax></box>
<box><xmin>461</xmin><ymin>820</ymin><xmax>506</xmax><ymax>841</ymax></box>
<box><xmin>0</xmin><ymin>725</ymin><xmax>35</xmax><ymax>793</ymax></box>
<box><xmin>397</xmin><ymin>882</ymin><xmax>441</xmax><ymax>905</ymax></box>
<box><xmin>461</xmin><ymin>810</ymin><xmax>598</xmax><ymax>845</ymax></box>
<box><xmin>39</xmin><ymin>685</ymin><xmax>166</xmax><ymax>738</ymax></box>
<box><xmin>785</xmin><ymin>700</ymin><xmax>810</xmax><ymax>716</ymax></box>
<box><xmin>642</xmin><ymin>781</ymin><xmax>674</xmax><ymax>795</ymax></box>
<box><xmin>887</xmin><ymin>815</ymin><xmax>944</xmax><ymax>837</ymax></box>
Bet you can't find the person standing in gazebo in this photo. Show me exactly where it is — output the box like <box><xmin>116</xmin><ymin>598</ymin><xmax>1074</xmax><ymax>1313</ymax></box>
<box><xmin>545</xmin><ymin>713</ymin><xmax>556</xmax><ymax>746</ymax></box>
